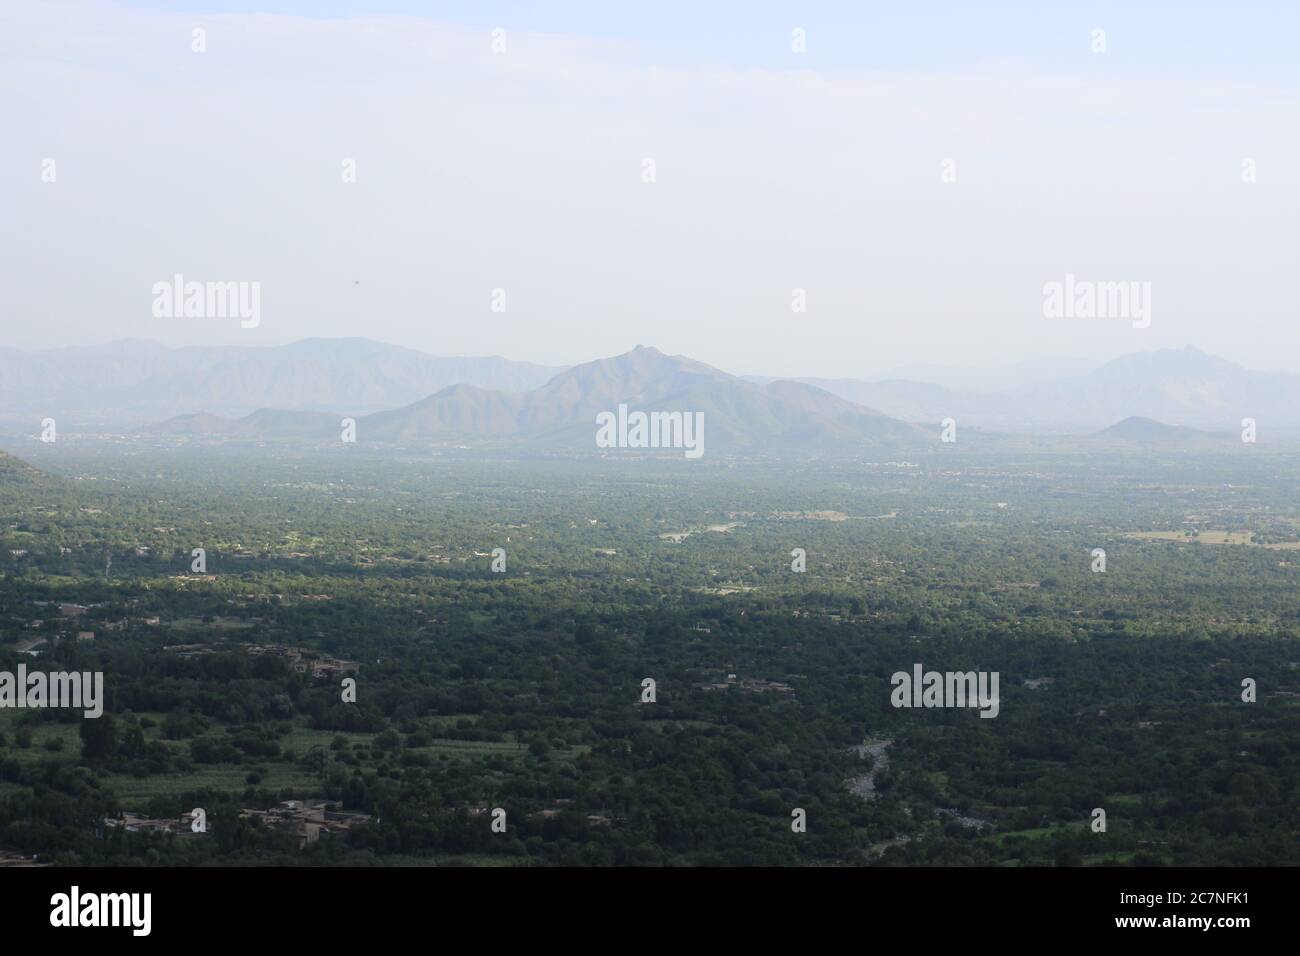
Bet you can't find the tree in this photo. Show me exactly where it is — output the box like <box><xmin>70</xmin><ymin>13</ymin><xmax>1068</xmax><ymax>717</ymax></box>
<box><xmin>79</xmin><ymin>713</ymin><xmax>117</xmax><ymax>765</ymax></box>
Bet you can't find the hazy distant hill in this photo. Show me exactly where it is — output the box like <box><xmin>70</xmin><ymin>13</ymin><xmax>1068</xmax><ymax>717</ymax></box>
<box><xmin>1097</xmin><ymin>416</ymin><xmax>1189</xmax><ymax>440</ymax></box>
<box><xmin>765</xmin><ymin>348</ymin><xmax>1300</xmax><ymax>436</ymax></box>
<box><xmin>997</xmin><ymin>348</ymin><xmax>1299</xmax><ymax>433</ymax></box>
<box><xmin>360</xmin><ymin>345</ymin><xmax>734</xmax><ymax>441</ymax></box>
<box><xmin>146</xmin><ymin>408</ymin><xmax>343</xmax><ymax>440</ymax></box>
<box><xmin>362</xmin><ymin>385</ymin><xmax>525</xmax><ymax>440</ymax></box>
<box><xmin>18</xmin><ymin>338</ymin><xmax>1300</xmax><ymax>443</ymax></box>
<box><xmin>368</xmin><ymin>346</ymin><xmax>927</xmax><ymax>449</ymax></box>
<box><xmin>750</xmin><ymin>355</ymin><xmax>1100</xmax><ymax>400</ymax></box>
<box><xmin>751</xmin><ymin>377</ymin><xmax>958</xmax><ymax>426</ymax></box>
<box><xmin>875</xmin><ymin>356</ymin><xmax>1103</xmax><ymax>391</ymax></box>
<box><xmin>153</xmin><ymin>346</ymin><xmax>927</xmax><ymax>451</ymax></box>
<box><xmin>1093</xmin><ymin>416</ymin><xmax>1235</xmax><ymax>445</ymax></box>
<box><xmin>0</xmin><ymin>338</ymin><xmax>564</xmax><ymax>427</ymax></box>
<box><xmin>0</xmin><ymin>450</ymin><xmax>43</xmax><ymax>484</ymax></box>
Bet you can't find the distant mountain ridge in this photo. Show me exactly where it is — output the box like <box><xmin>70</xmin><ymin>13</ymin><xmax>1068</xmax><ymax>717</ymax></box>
<box><xmin>762</xmin><ymin>347</ymin><xmax>1300</xmax><ymax>436</ymax></box>
<box><xmin>1092</xmin><ymin>415</ymin><xmax>1236</xmax><ymax>446</ymax></box>
<box><xmin>147</xmin><ymin>408</ymin><xmax>343</xmax><ymax>440</ymax></box>
<box><xmin>747</xmin><ymin>356</ymin><xmax>1102</xmax><ymax>396</ymax></box>
<box><xmin>6</xmin><ymin>339</ymin><xmax>1299</xmax><ymax>443</ymax></box>
<box><xmin>145</xmin><ymin>346</ymin><xmax>928</xmax><ymax>452</ymax></box>
<box><xmin>0</xmin><ymin>338</ymin><xmax>565</xmax><ymax>427</ymax></box>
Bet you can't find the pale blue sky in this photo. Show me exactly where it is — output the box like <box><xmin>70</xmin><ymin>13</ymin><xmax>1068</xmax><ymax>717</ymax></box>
<box><xmin>121</xmin><ymin>0</ymin><xmax>1300</xmax><ymax>80</ymax></box>
<box><xmin>5</xmin><ymin>1</ymin><xmax>1299</xmax><ymax>377</ymax></box>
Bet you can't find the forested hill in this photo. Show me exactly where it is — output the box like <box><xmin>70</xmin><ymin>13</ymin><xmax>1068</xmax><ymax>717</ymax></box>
<box><xmin>0</xmin><ymin>450</ymin><xmax>43</xmax><ymax>485</ymax></box>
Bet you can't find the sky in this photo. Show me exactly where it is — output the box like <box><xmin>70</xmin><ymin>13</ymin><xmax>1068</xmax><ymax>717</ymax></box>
<box><xmin>4</xmin><ymin>1</ymin><xmax>1300</xmax><ymax>378</ymax></box>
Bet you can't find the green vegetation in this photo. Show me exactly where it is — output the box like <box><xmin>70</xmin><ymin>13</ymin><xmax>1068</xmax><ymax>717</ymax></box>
<box><xmin>0</xmin><ymin>445</ymin><xmax>1297</xmax><ymax>866</ymax></box>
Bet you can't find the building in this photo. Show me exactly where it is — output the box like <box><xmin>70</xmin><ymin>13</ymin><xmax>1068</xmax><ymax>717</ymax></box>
<box><xmin>240</xmin><ymin>800</ymin><xmax>372</xmax><ymax>849</ymax></box>
<box><xmin>104</xmin><ymin>812</ymin><xmax>197</xmax><ymax>836</ymax></box>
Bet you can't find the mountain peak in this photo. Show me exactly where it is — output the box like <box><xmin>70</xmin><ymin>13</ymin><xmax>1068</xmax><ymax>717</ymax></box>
<box><xmin>1094</xmin><ymin>415</ymin><xmax>1232</xmax><ymax>443</ymax></box>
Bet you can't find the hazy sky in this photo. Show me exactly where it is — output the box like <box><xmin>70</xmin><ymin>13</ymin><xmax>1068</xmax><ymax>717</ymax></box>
<box><xmin>5</xmin><ymin>1</ymin><xmax>1300</xmax><ymax>377</ymax></box>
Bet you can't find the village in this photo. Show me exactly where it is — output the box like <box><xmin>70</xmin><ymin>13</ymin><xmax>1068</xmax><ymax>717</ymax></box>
<box><xmin>163</xmin><ymin>642</ymin><xmax>360</xmax><ymax>680</ymax></box>
<box><xmin>104</xmin><ymin>800</ymin><xmax>373</xmax><ymax>849</ymax></box>
<box><xmin>5</xmin><ymin>601</ymin><xmax>122</xmax><ymax>657</ymax></box>
<box><xmin>697</xmin><ymin>673</ymin><xmax>795</xmax><ymax>694</ymax></box>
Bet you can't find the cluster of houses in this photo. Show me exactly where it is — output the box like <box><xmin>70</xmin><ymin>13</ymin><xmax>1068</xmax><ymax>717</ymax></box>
<box><xmin>104</xmin><ymin>800</ymin><xmax>372</xmax><ymax>849</ymax></box>
<box><xmin>465</xmin><ymin>801</ymin><xmax>619</xmax><ymax>829</ymax></box>
<box><xmin>8</xmin><ymin>602</ymin><xmax>164</xmax><ymax>656</ymax></box>
<box><xmin>8</xmin><ymin>603</ymin><xmax>99</xmax><ymax>656</ymax></box>
<box><xmin>699</xmin><ymin>674</ymin><xmax>795</xmax><ymax>694</ymax></box>
<box><xmin>103</xmin><ymin>813</ymin><xmax>201</xmax><ymax>839</ymax></box>
<box><xmin>164</xmin><ymin>642</ymin><xmax>359</xmax><ymax>679</ymax></box>
<box><xmin>244</xmin><ymin>644</ymin><xmax>360</xmax><ymax>679</ymax></box>
<box><xmin>241</xmin><ymin>800</ymin><xmax>372</xmax><ymax>847</ymax></box>
<box><xmin>528</xmin><ymin>800</ymin><xmax>617</xmax><ymax>829</ymax></box>
<box><xmin>0</xmin><ymin>850</ymin><xmax>44</xmax><ymax>867</ymax></box>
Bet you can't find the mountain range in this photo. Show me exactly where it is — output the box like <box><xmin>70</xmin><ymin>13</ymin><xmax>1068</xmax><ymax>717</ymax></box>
<box><xmin>0</xmin><ymin>338</ymin><xmax>563</xmax><ymax>428</ymax></box>
<box><xmin>143</xmin><ymin>346</ymin><xmax>927</xmax><ymax>451</ymax></box>
<box><xmin>2</xmin><ymin>338</ymin><xmax>1297</xmax><ymax>448</ymax></box>
<box><xmin>753</xmin><ymin>347</ymin><xmax>1300</xmax><ymax>436</ymax></box>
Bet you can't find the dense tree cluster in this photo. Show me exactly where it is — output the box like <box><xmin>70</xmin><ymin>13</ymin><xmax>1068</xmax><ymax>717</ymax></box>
<box><xmin>0</xmin><ymin>446</ymin><xmax>1297</xmax><ymax>865</ymax></box>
